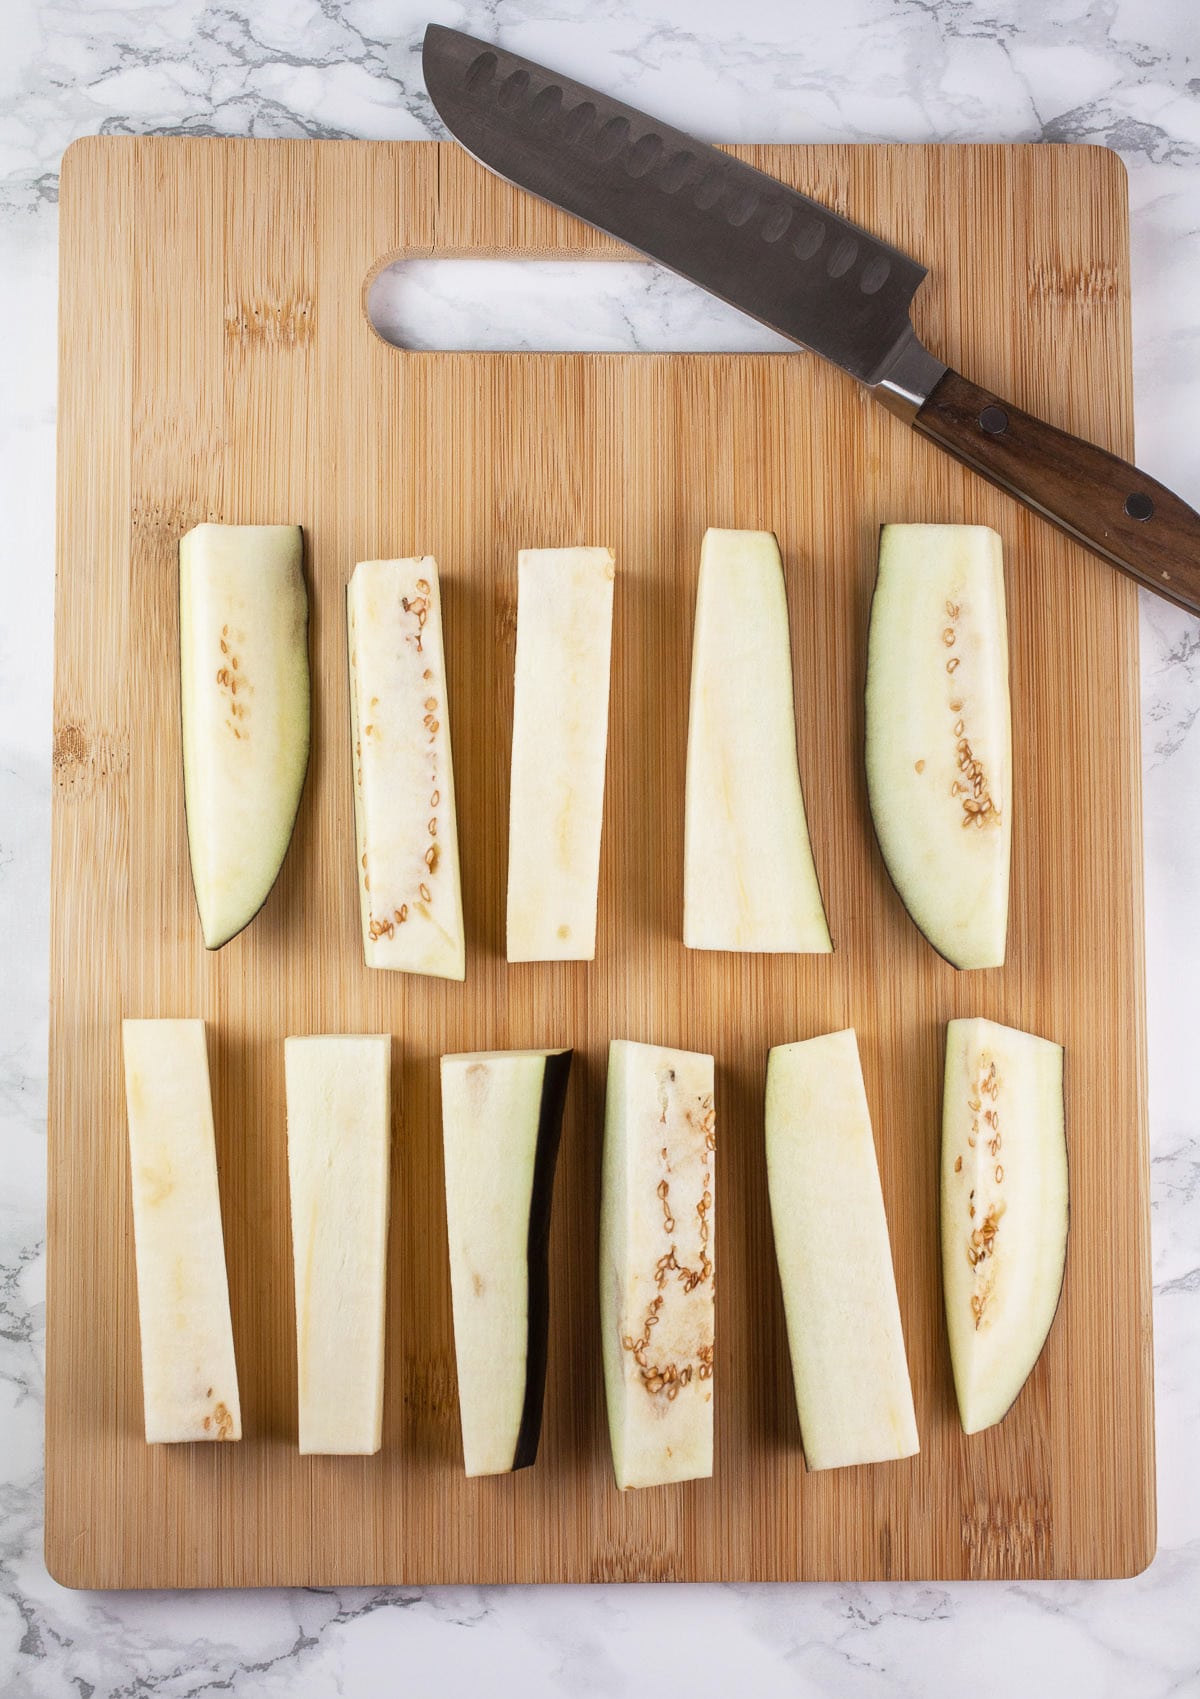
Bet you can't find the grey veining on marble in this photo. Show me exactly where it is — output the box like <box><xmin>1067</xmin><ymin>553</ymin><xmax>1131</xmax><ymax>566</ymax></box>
<box><xmin>2</xmin><ymin>0</ymin><xmax>1199</xmax><ymax>1694</ymax></box>
<box><xmin>368</xmin><ymin>258</ymin><xmax>800</xmax><ymax>352</ymax></box>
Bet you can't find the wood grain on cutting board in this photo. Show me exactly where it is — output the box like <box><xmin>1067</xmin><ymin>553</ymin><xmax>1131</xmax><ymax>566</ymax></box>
<box><xmin>47</xmin><ymin>137</ymin><xmax>1153</xmax><ymax>1586</ymax></box>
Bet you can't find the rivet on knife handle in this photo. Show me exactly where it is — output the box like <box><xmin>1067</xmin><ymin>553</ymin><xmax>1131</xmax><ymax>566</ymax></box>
<box><xmin>912</xmin><ymin>368</ymin><xmax>1200</xmax><ymax>614</ymax></box>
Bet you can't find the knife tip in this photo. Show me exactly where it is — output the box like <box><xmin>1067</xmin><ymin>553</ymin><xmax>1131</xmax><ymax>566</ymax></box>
<box><xmin>422</xmin><ymin>21</ymin><xmax>479</xmax><ymax>53</ymax></box>
<box><xmin>422</xmin><ymin>21</ymin><xmax>499</xmax><ymax>132</ymax></box>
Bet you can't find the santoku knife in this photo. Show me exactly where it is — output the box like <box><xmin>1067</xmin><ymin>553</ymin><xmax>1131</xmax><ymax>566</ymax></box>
<box><xmin>423</xmin><ymin>24</ymin><xmax>1200</xmax><ymax>616</ymax></box>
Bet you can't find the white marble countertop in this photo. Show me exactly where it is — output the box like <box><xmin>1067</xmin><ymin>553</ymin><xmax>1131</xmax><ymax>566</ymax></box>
<box><xmin>3</xmin><ymin>0</ymin><xmax>1198</xmax><ymax>1692</ymax></box>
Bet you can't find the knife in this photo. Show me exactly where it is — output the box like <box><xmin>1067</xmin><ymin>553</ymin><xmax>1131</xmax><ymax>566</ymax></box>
<box><xmin>423</xmin><ymin>24</ymin><xmax>1200</xmax><ymax>616</ymax></box>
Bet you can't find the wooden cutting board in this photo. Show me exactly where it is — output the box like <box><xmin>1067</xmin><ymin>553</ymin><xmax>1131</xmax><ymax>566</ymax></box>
<box><xmin>46</xmin><ymin>136</ymin><xmax>1154</xmax><ymax>1587</ymax></box>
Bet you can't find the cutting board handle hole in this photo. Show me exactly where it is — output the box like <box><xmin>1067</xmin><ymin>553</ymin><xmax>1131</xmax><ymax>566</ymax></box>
<box><xmin>366</xmin><ymin>258</ymin><xmax>794</xmax><ymax>354</ymax></box>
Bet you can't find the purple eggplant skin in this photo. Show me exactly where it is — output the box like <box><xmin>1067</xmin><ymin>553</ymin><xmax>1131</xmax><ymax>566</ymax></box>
<box><xmin>511</xmin><ymin>1049</ymin><xmax>574</xmax><ymax>1471</ymax></box>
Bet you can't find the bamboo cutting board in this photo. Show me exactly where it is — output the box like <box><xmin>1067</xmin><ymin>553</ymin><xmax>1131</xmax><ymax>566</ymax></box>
<box><xmin>47</xmin><ymin>136</ymin><xmax>1154</xmax><ymax>1587</ymax></box>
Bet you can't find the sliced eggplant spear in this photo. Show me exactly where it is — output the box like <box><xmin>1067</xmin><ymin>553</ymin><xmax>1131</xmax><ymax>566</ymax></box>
<box><xmin>507</xmin><ymin>547</ymin><xmax>615</xmax><ymax>962</ymax></box>
<box><xmin>284</xmin><ymin>1035</ymin><xmax>392</xmax><ymax>1455</ymax></box>
<box><xmin>684</xmin><ymin>528</ymin><xmax>831</xmax><ymax>953</ymax></box>
<box><xmin>600</xmin><ymin>1039</ymin><xmax>716</xmax><ymax>1489</ymax></box>
<box><xmin>179</xmin><ymin>523</ymin><xmax>310</xmax><ymax>949</ymax></box>
<box><xmin>942</xmin><ymin>1017</ymin><xmax>1067</xmax><ymax>1434</ymax></box>
<box><xmin>441</xmin><ymin>1048</ymin><xmax>572</xmax><ymax>1475</ymax></box>
<box><xmin>122</xmin><ymin>1019</ymin><xmax>242</xmax><ymax>1444</ymax></box>
<box><xmin>865</xmin><ymin>523</ymin><xmax>1011</xmax><ymax>969</ymax></box>
<box><xmin>765</xmin><ymin>1029</ymin><xmax>919</xmax><ymax>1470</ymax></box>
<box><xmin>348</xmin><ymin>557</ymin><xmax>465</xmax><ymax>980</ymax></box>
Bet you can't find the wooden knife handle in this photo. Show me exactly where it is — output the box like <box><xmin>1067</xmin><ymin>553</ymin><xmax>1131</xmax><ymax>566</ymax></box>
<box><xmin>913</xmin><ymin>367</ymin><xmax>1200</xmax><ymax>616</ymax></box>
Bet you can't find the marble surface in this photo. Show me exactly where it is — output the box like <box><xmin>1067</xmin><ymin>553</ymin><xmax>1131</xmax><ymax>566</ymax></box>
<box><xmin>2</xmin><ymin>0</ymin><xmax>1199</xmax><ymax>1692</ymax></box>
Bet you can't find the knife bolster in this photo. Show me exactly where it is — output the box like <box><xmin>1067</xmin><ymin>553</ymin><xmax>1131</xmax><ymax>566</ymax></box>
<box><xmin>870</xmin><ymin>325</ymin><xmax>948</xmax><ymax>422</ymax></box>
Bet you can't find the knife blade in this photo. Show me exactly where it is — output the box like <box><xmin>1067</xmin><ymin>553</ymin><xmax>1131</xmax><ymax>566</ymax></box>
<box><xmin>423</xmin><ymin>24</ymin><xmax>1200</xmax><ymax>617</ymax></box>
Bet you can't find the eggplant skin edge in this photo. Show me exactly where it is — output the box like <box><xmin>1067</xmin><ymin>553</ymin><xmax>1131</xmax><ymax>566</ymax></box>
<box><xmin>511</xmin><ymin>1049</ymin><xmax>573</xmax><ymax>1471</ymax></box>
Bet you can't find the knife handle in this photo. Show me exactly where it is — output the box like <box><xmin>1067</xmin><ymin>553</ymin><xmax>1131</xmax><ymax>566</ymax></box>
<box><xmin>913</xmin><ymin>367</ymin><xmax>1200</xmax><ymax>616</ymax></box>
